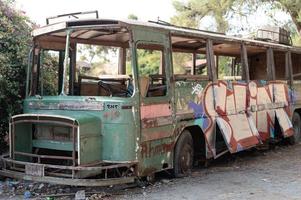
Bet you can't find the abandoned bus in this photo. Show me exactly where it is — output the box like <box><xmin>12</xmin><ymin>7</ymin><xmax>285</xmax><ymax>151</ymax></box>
<box><xmin>1</xmin><ymin>11</ymin><xmax>301</xmax><ymax>186</ymax></box>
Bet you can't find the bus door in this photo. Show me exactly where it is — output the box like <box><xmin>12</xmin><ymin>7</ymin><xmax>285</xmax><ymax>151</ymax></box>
<box><xmin>132</xmin><ymin>28</ymin><xmax>174</xmax><ymax>173</ymax></box>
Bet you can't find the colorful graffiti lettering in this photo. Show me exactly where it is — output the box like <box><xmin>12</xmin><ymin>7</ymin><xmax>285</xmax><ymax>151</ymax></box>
<box><xmin>188</xmin><ymin>80</ymin><xmax>294</xmax><ymax>158</ymax></box>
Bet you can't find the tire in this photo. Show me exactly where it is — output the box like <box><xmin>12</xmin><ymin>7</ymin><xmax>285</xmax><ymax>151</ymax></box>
<box><xmin>173</xmin><ymin>130</ymin><xmax>194</xmax><ymax>178</ymax></box>
<box><xmin>289</xmin><ymin>112</ymin><xmax>301</xmax><ymax>144</ymax></box>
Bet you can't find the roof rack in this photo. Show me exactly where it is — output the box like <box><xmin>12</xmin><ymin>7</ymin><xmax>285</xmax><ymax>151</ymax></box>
<box><xmin>46</xmin><ymin>10</ymin><xmax>99</xmax><ymax>25</ymax></box>
<box><xmin>255</xmin><ymin>27</ymin><xmax>292</xmax><ymax>46</ymax></box>
<box><xmin>148</xmin><ymin>19</ymin><xmax>225</xmax><ymax>36</ymax></box>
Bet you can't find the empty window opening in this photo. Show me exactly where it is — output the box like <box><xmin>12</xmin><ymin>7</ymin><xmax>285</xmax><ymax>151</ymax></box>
<box><xmin>249</xmin><ymin>51</ymin><xmax>268</xmax><ymax>80</ymax></box>
<box><xmin>76</xmin><ymin>44</ymin><xmax>133</xmax><ymax>97</ymax></box>
<box><xmin>137</xmin><ymin>43</ymin><xmax>167</xmax><ymax>97</ymax></box>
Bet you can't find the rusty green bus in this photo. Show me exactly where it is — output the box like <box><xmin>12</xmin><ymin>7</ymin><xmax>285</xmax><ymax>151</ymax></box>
<box><xmin>1</xmin><ymin>12</ymin><xmax>301</xmax><ymax>186</ymax></box>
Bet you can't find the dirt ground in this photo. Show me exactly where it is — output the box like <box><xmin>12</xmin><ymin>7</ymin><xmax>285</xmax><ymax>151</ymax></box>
<box><xmin>1</xmin><ymin>142</ymin><xmax>301</xmax><ymax>200</ymax></box>
<box><xmin>118</xmin><ymin>143</ymin><xmax>301</xmax><ymax>200</ymax></box>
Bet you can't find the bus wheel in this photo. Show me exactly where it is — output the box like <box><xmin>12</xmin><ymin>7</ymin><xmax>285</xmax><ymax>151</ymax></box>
<box><xmin>289</xmin><ymin>112</ymin><xmax>301</xmax><ymax>144</ymax></box>
<box><xmin>173</xmin><ymin>130</ymin><xmax>194</xmax><ymax>178</ymax></box>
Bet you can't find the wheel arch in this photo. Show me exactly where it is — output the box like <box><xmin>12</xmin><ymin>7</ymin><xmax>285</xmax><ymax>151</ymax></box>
<box><xmin>174</xmin><ymin>124</ymin><xmax>206</xmax><ymax>161</ymax></box>
<box><xmin>293</xmin><ymin>108</ymin><xmax>301</xmax><ymax>118</ymax></box>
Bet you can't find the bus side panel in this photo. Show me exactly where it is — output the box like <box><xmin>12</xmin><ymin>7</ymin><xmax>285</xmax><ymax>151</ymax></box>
<box><xmin>188</xmin><ymin>80</ymin><xmax>293</xmax><ymax>157</ymax></box>
<box><xmin>174</xmin><ymin>80</ymin><xmax>216</xmax><ymax>158</ymax></box>
<box><xmin>139</xmin><ymin>137</ymin><xmax>174</xmax><ymax>176</ymax></box>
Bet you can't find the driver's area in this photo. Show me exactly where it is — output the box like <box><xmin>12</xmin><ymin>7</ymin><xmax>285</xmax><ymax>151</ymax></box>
<box><xmin>76</xmin><ymin>43</ymin><xmax>133</xmax><ymax>97</ymax></box>
<box><xmin>79</xmin><ymin>75</ymin><xmax>132</xmax><ymax>97</ymax></box>
<box><xmin>30</xmin><ymin>23</ymin><xmax>134</xmax><ymax>98</ymax></box>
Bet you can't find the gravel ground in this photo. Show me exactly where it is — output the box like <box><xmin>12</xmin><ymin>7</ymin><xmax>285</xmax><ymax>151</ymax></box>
<box><xmin>1</xmin><ymin>142</ymin><xmax>301</xmax><ymax>200</ymax></box>
<box><xmin>118</xmin><ymin>143</ymin><xmax>301</xmax><ymax>200</ymax></box>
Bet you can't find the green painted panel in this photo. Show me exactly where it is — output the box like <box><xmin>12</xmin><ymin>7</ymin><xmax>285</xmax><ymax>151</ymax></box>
<box><xmin>32</xmin><ymin>139</ymin><xmax>74</xmax><ymax>151</ymax></box>
<box><xmin>15</xmin><ymin>123</ymin><xmax>32</xmax><ymax>161</ymax></box>
<box><xmin>102</xmin><ymin>123</ymin><xmax>137</xmax><ymax>162</ymax></box>
<box><xmin>79</xmin><ymin>134</ymin><xmax>102</xmax><ymax>165</ymax></box>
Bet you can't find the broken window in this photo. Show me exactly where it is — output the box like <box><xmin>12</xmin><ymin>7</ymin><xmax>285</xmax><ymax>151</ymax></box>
<box><xmin>136</xmin><ymin>43</ymin><xmax>167</xmax><ymax>97</ymax></box>
<box><xmin>194</xmin><ymin>53</ymin><xmax>208</xmax><ymax>76</ymax></box>
<box><xmin>274</xmin><ymin>50</ymin><xmax>287</xmax><ymax>80</ymax></box>
<box><xmin>210</xmin><ymin>42</ymin><xmax>244</xmax><ymax>81</ymax></box>
<box><xmin>37</xmin><ymin>50</ymin><xmax>60</xmax><ymax>96</ymax></box>
<box><xmin>75</xmin><ymin>44</ymin><xmax>133</xmax><ymax>97</ymax></box>
<box><xmin>216</xmin><ymin>55</ymin><xmax>242</xmax><ymax>80</ymax></box>
<box><xmin>249</xmin><ymin>49</ymin><xmax>269</xmax><ymax>81</ymax></box>
<box><xmin>172</xmin><ymin>52</ymin><xmax>193</xmax><ymax>75</ymax></box>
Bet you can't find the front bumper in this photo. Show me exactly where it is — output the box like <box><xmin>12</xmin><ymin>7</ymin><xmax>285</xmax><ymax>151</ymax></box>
<box><xmin>0</xmin><ymin>154</ymin><xmax>136</xmax><ymax>186</ymax></box>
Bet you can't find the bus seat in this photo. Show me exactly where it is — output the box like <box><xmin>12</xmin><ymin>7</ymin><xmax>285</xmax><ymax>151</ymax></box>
<box><xmin>139</xmin><ymin>76</ymin><xmax>150</xmax><ymax>98</ymax></box>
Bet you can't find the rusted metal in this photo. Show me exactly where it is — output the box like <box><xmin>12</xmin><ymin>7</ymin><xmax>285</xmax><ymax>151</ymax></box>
<box><xmin>267</xmin><ymin>47</ymin><xmax>276</xmax><ymax>80</ymax></box>
<box><xmin>14</xmin><ymin>151</ymin><xmax>73</xmax><ymax>161</ymax></box>
<box><xmin>1</xmin><ymin>155</ymin><xmax>136</xmax><ymax>171</ymax></box>
<box><xmin>206</xmin><ymin>39</ymin><xmax>217</xmax><ymax>82</ymax></box>
<box><xmin>0</xmin><ymin>170</ymin><xmax>135</xmax><ymax>187</ymax></box>
<box><xmin>241</xmin><ymin>43</ymin><xmax>250</xmax><ymax>82</ymax></box>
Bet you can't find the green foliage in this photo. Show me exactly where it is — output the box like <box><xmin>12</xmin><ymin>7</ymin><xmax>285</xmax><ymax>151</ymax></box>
<box><xmin>128</xmin><ymin>14</ymin><xmax>138</xmax><ymax>20</ymax></box>
<box><xmin>39</xmin><ymin>51</ymin><xmax>59</xmax><ymax>96</ymax></box>
<box><xmin>172</xmin><ymin>52</ymin><xmax>191</xmax><ymax>74</ymax></box>
<box><xmin>0</xmin><ymin>1</ymin><xmax>32</xmax><ymax>153</ymax></box>
<box><xmin>77</xmin><ymin>44</ymin><xmax>119</xmax><ymax>77</ymax></box>
<box><xmin>78</xmin><ymin>44</ymin><xmax>112</xmax><ymax>64</ymax></box>
<box><xmin>171</xmin><ymin>0</ymin><xmax>246</xmax><ymax>32</ymax></box>
<box><xmin>137</xmin><ymin>49</ymin><xmax>161</xmax><ymax>76</ymax></box>
<box><xmin>217</xmin><ymin>56</ymin><xmax>233</xmax><ymax>78</ymax></box>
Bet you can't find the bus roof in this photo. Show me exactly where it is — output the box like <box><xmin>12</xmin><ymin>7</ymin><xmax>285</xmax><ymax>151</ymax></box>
<box><xmin>32</xmin><ymin>18</ymin><xmax>301</xmax><ymax>52</ymax></box>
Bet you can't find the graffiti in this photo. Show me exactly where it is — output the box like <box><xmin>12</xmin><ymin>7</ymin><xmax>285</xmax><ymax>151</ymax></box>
<box><xmin>175</xmin><ymin>81</ymin><xmax>208</xmax><ymax>113</ymax></box>
<box><xmin>191</xmin><ymin>84</ymin><xmax>204</xmax><ymax>95</ymax></box>
<box><xmin>187</xmin><ymin>80</ymin><xmax>294</xmax><ymax>158</ymax></box>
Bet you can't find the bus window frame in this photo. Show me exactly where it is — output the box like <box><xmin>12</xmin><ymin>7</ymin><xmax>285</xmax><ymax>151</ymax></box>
<box><xmin>135</xmin><ymin>41</ymin><xmax>170</xmax><ymax>100</ymax></box>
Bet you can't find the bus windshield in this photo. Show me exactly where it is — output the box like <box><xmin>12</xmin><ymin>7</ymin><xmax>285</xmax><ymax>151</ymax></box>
<box><xmin>29</xmin><ymin>27</ymin><xmax>133</xmax><ymax>98</ymax></box>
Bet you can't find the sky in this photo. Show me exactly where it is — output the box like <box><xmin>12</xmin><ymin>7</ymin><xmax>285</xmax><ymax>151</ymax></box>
<box><xmin>14</xmin><ymin>0</ymin><xmax>292</xmax><ymax>36</ymax></box>
<box><xmin>15</xmin><ymin>0</ymin><xmax>176</xmax><ymax>26</ymax></box>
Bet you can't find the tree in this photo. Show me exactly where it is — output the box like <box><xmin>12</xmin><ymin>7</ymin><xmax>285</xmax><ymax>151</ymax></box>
<box><xmin>171</xmin><ymin>0</ymin><xmax>245</xmax><ymax>32</ymax></box>
<box><xmin>268</xmin><ymin>0</ymin><xmax>301</xmax><ymax>36</ymax></box>
<box><xmin>0</xmin><ymin>0</ymin><xmax>32</xmax><ymax>153</ymax></box>
<box><xmin>172</xmin><ymin>0</ymin><xmax>301</xmax><ymax>37</ymax></box>
<box><xmin>128</xmin><ymin>14</ymin><xmax>138</xmax><ymax>20</ymax></box>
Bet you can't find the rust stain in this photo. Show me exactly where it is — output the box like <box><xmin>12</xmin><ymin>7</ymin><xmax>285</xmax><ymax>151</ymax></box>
<box><xmin>141</xmin><ymin>118</ymin><xmax>158</xmax><ymax>128</ymax></box>
<box><xmin>140</xmin><ymin>103</ymin><xmax>171</xmax><ymax>119</ymax></box>
<box><xmin>141</xmin><ymin>142</ymin><xmax>174</xmax><ymax>158</ymax></box>
<box><xmin>142</xmin><ymin>130</ymin><xmax>173</xmax><ymax>142</ymax></box>
<box><xmin>103</xmin><ymin>110</ymin><xmax>120</xmax><ymax>120</ymax></box>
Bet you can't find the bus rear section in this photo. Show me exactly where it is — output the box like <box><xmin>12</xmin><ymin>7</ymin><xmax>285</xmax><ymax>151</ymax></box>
<box><xmin>170</xmin><ymin>33</ymin><xmax>298</xmax><ymax>165</ymax></box>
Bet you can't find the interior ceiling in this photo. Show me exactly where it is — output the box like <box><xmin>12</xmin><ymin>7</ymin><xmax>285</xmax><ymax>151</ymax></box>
<box><xmin>37</xmin><ymin>29</ymin><xmax>267</xmax><ymax>56</ymax></box>
<box><xmin>47</xmin><ymin>28</ymin><xmax>130</xmax><ymax>45</ymax></box>
<box><xmin>171</xmin><ymin>36</ymin><xmax>267</xmax><ymax>56</ymax></box>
